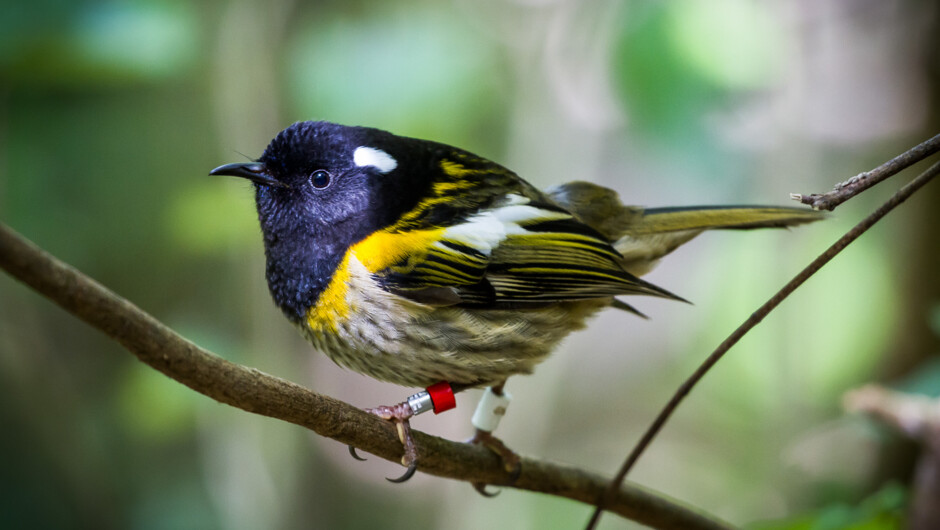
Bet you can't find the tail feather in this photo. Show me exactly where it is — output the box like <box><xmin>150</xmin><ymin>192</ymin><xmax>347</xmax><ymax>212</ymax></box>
<box><xmin>546</xmin><ymin>181</ymin><xmax>824</xmax><ymax>277</ymax></box>
<box><xmin>636</xmin><ymin>205</ymin><xmax>823</xmax><ymax>234</ymax></box>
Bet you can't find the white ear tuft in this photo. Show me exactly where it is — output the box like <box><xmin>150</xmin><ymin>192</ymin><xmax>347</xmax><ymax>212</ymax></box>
<box><xmin>353</xmin><ymin>146</ymin><xmax>398</xmax><ymax>174</ymax></box>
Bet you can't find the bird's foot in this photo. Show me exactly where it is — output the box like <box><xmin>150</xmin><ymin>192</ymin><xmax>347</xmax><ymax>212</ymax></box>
<box><xmin>469</xmin><ymin>428</ymin><xmax>521</xmax><ymax>496</ymax></box>
<box><xmin>466</xmin><ymin>383</ymin><xmax>517</xmax><ymax>495</ymax></box>
<box><xmin>347</xmin><ymin>382</ymin><xmax>459</xmax><ymax>483</ymax></box>
<box><xmin>363</xmin><ymin>402</ymin><xmax>419</xmax><ymax>483</ymax></box>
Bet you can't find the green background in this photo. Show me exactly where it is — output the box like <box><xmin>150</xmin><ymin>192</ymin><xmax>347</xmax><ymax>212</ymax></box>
<box><xmin>1</xmin><ymin>0</ymin><xmax>938</xmax><ymax>528</ymax></box>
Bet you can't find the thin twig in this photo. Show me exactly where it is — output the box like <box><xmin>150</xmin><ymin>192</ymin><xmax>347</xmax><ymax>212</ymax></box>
<box><xmin>0</xmin><ymin>222</ymin><xmax>730</xmax><ymax>530</ymax></box>
<box><xmin>586</xmin><ymin>159</ymin><xmax>940</xmax><ymax>529</ymax></box>
<box><xmin>791</xmin><ymin>133</ymin><xmax>940</xmax><ymax>211</ymax></box>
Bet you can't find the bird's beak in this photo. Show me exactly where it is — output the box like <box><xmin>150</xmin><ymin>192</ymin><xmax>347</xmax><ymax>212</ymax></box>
<box><xmin>209</xmin><ymin>162</ymin><xmax>290</xmax><ymax>189</ymax></box>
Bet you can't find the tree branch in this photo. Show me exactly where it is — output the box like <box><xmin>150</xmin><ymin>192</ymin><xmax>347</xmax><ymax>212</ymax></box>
<box><xmin>791</xmin><ymin>133</ymin><xmax>940</xmax><ymax>211</ymax></box>
<box><xmin>0</xmin><ymin>222</ymin><xmax>730</xmax><ymax>530</ymax></box>
<box><xmin>587</xmin><ymin>155</ymin><xmax>940</xmax><ymax>528</ymax></box>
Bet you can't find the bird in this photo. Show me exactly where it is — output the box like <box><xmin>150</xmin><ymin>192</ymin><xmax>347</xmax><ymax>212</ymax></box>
<box><xmin>210</xmin><ymin>120</ymin><xmax>823</xmax><ymax>484</ymax></box>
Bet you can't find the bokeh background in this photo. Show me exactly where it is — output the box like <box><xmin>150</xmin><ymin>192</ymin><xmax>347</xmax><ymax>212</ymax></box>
<box><xmin>1</xmin><ymin>0</ymin><xmax>939</xmax><ymax>528</ymax></box>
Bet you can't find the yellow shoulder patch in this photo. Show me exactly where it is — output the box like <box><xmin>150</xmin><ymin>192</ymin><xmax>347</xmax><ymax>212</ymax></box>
<box><xmin>352</xmin><ymin>228</ymin><xmax>445</xmax><ymax>273</ymax></box>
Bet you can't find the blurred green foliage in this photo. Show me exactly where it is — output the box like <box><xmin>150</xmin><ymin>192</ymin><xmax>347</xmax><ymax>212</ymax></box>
<box><xmin>286</xmin><ymin>5</ymin><xmax>506</xmax><ymax>147</ymax></box>
<box><xmin>1</xmin><ymin>2</ymin><xmax>197</xmax><ymax>86</ymax></box>
<box><xmin>752</xmin><ymin>483</ymin><xmax>906</xmax><ymax>530</ymax></box>
<box><xmin>1</xmin><ymin>0</ymin><xmax>936</xmax><ymax>529</ymax></box>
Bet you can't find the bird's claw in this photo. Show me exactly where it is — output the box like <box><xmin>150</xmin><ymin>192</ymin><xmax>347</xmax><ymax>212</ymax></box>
<box><xmin>363</xmin><ymin>402</ymin><xmax>419</xmax><ymax>483</ymax></box>
<box><xmin>472</xmin><ymin>482</ymin><xmax>501</xmax><ymax>497</ymax></box>
<box><xmin>348</xmin><ymin>445</ymin><xmax>367</xmax><ymax>461</ymax></box>
<box><xmin>468</xmin><ymin>428</ymin><xmax>521</xmax><ymax>496</ymax></box>
<box><xmin>387</xmin><ymin>461</ymin><xmax>418</xmax><ymax>483</ymax></box>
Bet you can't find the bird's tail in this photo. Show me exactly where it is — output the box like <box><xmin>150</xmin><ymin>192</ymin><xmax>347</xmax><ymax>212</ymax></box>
<box><xmin>547</xmin><ymin>181</ymin><xmax>823</xmax><ymax>277</ymax></box>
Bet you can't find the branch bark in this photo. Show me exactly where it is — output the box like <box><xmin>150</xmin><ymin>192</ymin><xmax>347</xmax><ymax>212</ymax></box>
<box><xmin>0</xmin><ymin>222</ymin><xmax>730</xmax><ymax>530</ymax></box>
<box><xmin>791</xmin><ymin>133</ymin><xmax>940</xmax><ymax>211</ymax></box>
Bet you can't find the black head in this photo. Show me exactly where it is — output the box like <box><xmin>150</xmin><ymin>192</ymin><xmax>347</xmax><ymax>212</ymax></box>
<box><xmin>211</xmin><ymin>121</ymin><xmax>434</xmax><ymax>229</ymax></box>
<box><xmin>210</xmin><ymin>121</ymin><xmax>436</xmax><ymax>321</ymax></box>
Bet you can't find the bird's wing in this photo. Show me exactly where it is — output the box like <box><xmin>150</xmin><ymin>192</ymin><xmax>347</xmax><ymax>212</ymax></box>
<box><xmin>350</xmin><ymin>154</ymin><xmax>680</xmax><ymax>307</ymax></box>
<box><xmin>474</xmin><ymin>195</ymin><xmax>680</xmax><ymax>305</ymax></box>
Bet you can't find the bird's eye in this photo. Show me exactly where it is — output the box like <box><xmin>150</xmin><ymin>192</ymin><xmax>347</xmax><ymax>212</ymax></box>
<box><xmin>310</xmin><ymin>170</ymin><xmax>331</xmax><ymax>189</ymax></box>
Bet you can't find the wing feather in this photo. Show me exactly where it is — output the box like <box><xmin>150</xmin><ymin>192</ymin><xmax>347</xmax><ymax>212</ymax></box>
<box><xmin>355</xmin><ymin>155</ymin><xmax>681</xmax><ymax>307</ymax></box>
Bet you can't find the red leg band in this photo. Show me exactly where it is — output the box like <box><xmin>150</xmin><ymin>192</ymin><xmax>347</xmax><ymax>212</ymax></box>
<box><xmin>427</xmin><ymin>381</ymin><xmax>456</xmax><ymax>414</ymax></box>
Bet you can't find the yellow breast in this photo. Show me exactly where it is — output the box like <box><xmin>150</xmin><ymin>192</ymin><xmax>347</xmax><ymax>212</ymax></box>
<box><xmin>305</xmin><ymin>228</ymin><xmax>444</xmax><ymax>334</ymax></box>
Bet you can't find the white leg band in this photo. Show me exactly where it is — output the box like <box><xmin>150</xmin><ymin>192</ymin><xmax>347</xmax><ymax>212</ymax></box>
<box><xmin>471</xmin><ymin>387</ymin><xmax>512</xmax><ymax>432</ymax></box>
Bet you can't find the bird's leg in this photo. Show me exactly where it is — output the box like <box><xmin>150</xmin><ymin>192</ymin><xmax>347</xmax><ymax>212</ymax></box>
<box><xmin>469</xmin><ymin>381</ymin><xmax>521</xmax><ymax>496</ymax></box>
<box><xmin>350</xmin><ymin>382</ymin><xmax>458</xmax><ymax>483</ymax></box>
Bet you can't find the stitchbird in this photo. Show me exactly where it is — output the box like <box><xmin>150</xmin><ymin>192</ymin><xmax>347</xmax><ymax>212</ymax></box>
<box><xmin>211</xmin><ymin>121</ymin><xmax>822</xmax><ymax>482</ymax></box>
